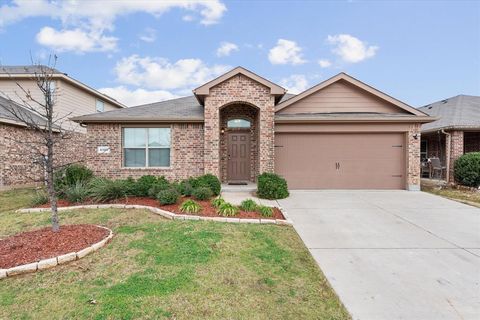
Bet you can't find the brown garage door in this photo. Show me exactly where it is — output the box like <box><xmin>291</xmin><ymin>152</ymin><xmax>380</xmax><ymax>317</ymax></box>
<box><xmin>275</xmin><ymin>133</ymin><xmax>406</xmax><ymax>189</ymax></box>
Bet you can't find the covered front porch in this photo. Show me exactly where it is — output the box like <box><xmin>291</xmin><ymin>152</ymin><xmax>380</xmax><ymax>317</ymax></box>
<box><xmin>421</xmin><ymin>130</ymin><xmax>480</xmax><ymax>181</ymax></box>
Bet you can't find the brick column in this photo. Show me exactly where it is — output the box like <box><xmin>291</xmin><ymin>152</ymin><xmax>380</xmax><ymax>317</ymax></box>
<box><xmin>407</xmin><ymin>123</ymin><xmax>421</xmax><ymax>190</ymax></box>
<box><xmin>203</xmin><ymin>99</ymin><xmax>220</xmax><ymax>178</ymax></box>
<box><xmin>258</xmin><ymin>96</ymin><xmax>275</xmax><ymax>174</ymax></box>
<box><xmin>449</xmin><ymin>130</ymin><xmax>464</xmax><ymax>182</ymax></box>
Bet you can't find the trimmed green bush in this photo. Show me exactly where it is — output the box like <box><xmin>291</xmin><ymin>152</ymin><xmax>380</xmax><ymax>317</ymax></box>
<box><xmin>148</xmin><ymin>180</ymin><xmax>171</xmax><ymax>198</ymax></box>
<box><xmin>157</xmin><ymin>188</ymin><xmax>179</xmax><ymax>205</ymax></box>
<box><xmin>211</xmin><ymin>197</ymin><xmax>225</xmax><ymax>208</ymax></box>
<box><xmin>134</xmin><ymin>175</ymin><xmax>159</xmax><ymax>197</ymax></box>
<box><xmin>454</xmin><ymin>152</ymin><xmax>480</xmax><ymax>187</ymax></box>
<box><xmin>196</xmin><ymin>174</ymin><xmax>221</xmax><ymax>196</ymax></box>
<box><xmin>54</xmin><ymin>164</ymin><xmax>93</xmax><ymax>196</ymax></box>
<box><xmin>88</xmin><ymin>178</ymin><xmax>127</xmax><ymax>202</ymax></box>
<box><xmin>257</xmin><ymin>205</ymin><xmax>273</xmax><ymax>217</ymax></box>
<box><xmin>217</xmin><ymin>202</ymin><xmax>239</xmax><ymax>217</ymax></box>
<box><xmin>180</xmin><ymin>199</ymin><xmax>202</xmax><ymax>214</ymax></box>
<box><xmin>257</xmin><ymin>172</ymin><xmax>289</xmax><ymax>200</ymax></box>
<box><xmin>31</xmin><ymin>189</ymin><xmax>49</xmax><ymax>206</ymax></box>
<box><xmin>64</xmin><ymin>181</ymin><xmax>89</xmax><ymax>203</ymax></box>
<box><xmin>240</xmin><ymin>199</ymin><xmax>258</xmax><ymax>212</ymax></box>
<box><xmin>193</xmin><ymin>187</ymin><xmax>213</xmax><ymax>201</ymax></box>
<box><xmin>177</xmin><ymin>180</ymin><xmax>194</xmax><ymax>196</ymax></box>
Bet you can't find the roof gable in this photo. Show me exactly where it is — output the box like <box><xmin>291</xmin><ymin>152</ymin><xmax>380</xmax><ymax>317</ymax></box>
<box><xmin>193</xmin><ymin>66</ymin><xmax>286</xmax><ymax>104</ymax></box>
<box><xmin>275</xmin><ymin>72</ymin><xmax>427</xmax><ymax>116</ymax></box>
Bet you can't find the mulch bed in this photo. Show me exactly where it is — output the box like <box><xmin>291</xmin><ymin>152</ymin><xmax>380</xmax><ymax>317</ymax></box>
<box><xmin>37</xmin><ymin>196</ymin><xmax>285</xmax><ymax>220</ymax></box>
<box><xmin>0</xmin><ymin>224</ymin><xmax>109</xmax><ymax>269</ymax></box>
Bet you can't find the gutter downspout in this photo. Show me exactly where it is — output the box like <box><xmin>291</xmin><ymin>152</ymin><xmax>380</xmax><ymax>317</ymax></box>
<box><xmin>441</xmin><ymin>129</ymin><xmax>451</xmax><ymax>183</ymax></box>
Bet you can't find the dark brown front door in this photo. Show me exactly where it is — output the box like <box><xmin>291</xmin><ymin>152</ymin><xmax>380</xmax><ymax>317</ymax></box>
<box><xmin>227</xmin><ymin>132</ymin><xmax>250</xmax><ymax>181</ymax></box>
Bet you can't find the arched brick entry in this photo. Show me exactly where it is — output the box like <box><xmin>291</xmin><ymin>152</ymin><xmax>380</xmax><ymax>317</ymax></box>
<box><xmin>219</xmin><ymin>103</ymin><xmax>259</xmax><ymax>182</ymax></box>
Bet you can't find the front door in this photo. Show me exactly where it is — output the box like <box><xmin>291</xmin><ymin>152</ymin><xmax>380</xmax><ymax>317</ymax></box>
<box><xmin>227</xmin><ymin>132</ymin><xmax>250</xmax><ymax>181</ymax></box>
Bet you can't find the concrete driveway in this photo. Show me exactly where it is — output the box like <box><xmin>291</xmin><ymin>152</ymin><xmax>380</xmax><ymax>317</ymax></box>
<box><xmin>278</xmin><ymin>191</ymin><xmax>480</xmax><ymax>320</ymax></box>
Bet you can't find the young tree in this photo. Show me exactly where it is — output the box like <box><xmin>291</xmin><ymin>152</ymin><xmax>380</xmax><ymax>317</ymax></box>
<box><xmin>1</xmin><ymin>57</ymin><xmax>74</xmax><ymax>231</ymax></box>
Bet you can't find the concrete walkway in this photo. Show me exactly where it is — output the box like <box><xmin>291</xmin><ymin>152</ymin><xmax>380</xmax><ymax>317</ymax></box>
<box><xmin>221</xmin><ymin>191</ymin><xmax>278</xmax><ymax>207</ymax></box>
<box><xmin>278</xmin><ymin>190</ymin><xmax>480</xmax><ymax>320</ymax></box>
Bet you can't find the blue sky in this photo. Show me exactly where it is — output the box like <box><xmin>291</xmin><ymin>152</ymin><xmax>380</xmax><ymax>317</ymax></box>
<box><xmin>0</xmin><ymin>0</ymin><xmax>479</xmax><ymax>107</ymax></box>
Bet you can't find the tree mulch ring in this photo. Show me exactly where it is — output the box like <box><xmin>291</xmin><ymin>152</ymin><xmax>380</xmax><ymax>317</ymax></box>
<box><xmin>37</xmin><ymin>197</ymin><xmax>285</xmax><ymax>220</ymax></box>
<box><xmin>0</xmin><ymin>224</ymin><xmax>109</xmax><ymax>269</ymax></box>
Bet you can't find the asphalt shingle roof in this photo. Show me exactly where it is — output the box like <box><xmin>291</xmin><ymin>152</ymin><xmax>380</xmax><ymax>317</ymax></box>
<box><xmin>0</xmin><ymin>65</ymin><xmax>63</xmax><ymax>75</ymax></box>
<box><xmin>0</xmin><ymin>96</ymin><xmax>49</xmax><ymax>127</ymax></box>
<box><xmin>419</xmin><ymin>95</ymin><xmax>480</xmax><ymax>132</ymax></box>
<box><xmin>72</xmin><ymin>93</ymin><xmax>298</xmax><ymax>122</ymax></box>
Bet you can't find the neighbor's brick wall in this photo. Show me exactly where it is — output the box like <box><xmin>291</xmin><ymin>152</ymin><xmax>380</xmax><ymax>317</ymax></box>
<box><xmin>407</xmin><ymin>123</ymin><xmax>421</xmax><ymax>190</ymax></box>
<box><xmin>0</xmin><ymin>123</ymin><xmax>87</xmax><ymax>188</ymax></box>
<box><xmin>85</xmin><ymin>123</ymin><xmax>204</xmax><ymax>180</ymax></box>
<box><xmin>449</xmin><ymin>130</ymin><xmax>464</xmax><ymax>182</ymax></box>
<box><xmin>203</xmin><ymin>74</ymin><xmax>275</xmax><ymax>180</ymax></box>
<box><xmin>219</xmin><ymin>104</ymin><xmax>258</xmax><ymax>182</ymax></box>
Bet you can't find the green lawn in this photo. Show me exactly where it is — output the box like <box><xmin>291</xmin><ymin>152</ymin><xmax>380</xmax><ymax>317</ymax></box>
<box><xmin>0</xmin><ymin>188</ymin><xmax>349</xmax><ymax>320</ymax></box>
<box><xmin>422</xmin><ymin>185</ymin><xmax>480</xmax><ymax>208</ymax></box>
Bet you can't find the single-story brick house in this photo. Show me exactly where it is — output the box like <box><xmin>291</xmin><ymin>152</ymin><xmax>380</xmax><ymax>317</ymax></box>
<box><xmin>419</xmin><ymin>95</ymin><xmax>480</xmax><ymax>182</ymax></box>
<box><xmin>72</xmin><ymin>67</ymin><xmax>433</xmax><ymax>190</ymax></box>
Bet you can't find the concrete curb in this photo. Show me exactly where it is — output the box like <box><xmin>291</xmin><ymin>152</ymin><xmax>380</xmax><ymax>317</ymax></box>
<box><xmin>16</xmin><ymin>204</ymin><xmax>293</xmax><ymax>226</ymax></box>
<box><xmin>0</xmin><ymin>225</ymin><xmax>113</xmax><ymax>280</ymax></box>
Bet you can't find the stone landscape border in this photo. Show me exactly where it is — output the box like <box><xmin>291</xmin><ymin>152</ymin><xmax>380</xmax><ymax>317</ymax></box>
<box><xmin>0</xmin><ymin>226</ymin><xmax>113</xmax><ymax>280</ymax></box>
<box><xmin>16</xmin><ymin>204</ymin><xmax>293</xmax><ymax>225</ymax></box>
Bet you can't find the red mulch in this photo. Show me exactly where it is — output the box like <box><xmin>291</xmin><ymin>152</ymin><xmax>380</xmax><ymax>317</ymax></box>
<box><xmin>0</xmin><ymin>224</ymin><xmax>109</xmax><ymax>269</ymax></box>
<box><xmin>37</xmin><ymin>196</ymin><xmax>285</xmax><ymax>220</ymax></box>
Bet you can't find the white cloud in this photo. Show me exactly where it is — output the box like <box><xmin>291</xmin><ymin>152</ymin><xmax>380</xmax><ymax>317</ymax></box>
<box><xmin>36</xmin><ymin>26</ymin><xmax>117</xmax><ymax>53</ymax></box>
<box><xmin>268</xmin><ymin>39</ymin><xmax>306</xmax><ymax>65</ymax></box>
<box><xmin>280</xmin><ymin>74</ymin><xmax>309</xmax><ymax>94</ymax></box>
<box><xmin>318</xmin><ymin>59</ymin><xmax>332</xmax><ymax>68</ymax></box>
<box><xmin>0</xmin><ymin>0</ymin><xmax>227</xmax><ymax>52</ymax></box>
<box><xmin>98</xmin><ymin>86</ymin><xmax>177</xmax><ymax>106</ymax></box>
<box><xmin>327</xmin><ymin>34</ymin><xmax>378</xmax><ymax>63</ymax></box>
<box><xmin>139</xmin><ymin>28</ymin><xmax>156</xmax><ymax>43</ymax></box>
<box><xmin>114</xmin><ymin>54</ymin><xmax>230</xmax><ymax>90</ymax></box>
<box><xmin>216</xmin><ymin>42</ymin><xmax>239</xmax><ymax>57</ymax></box>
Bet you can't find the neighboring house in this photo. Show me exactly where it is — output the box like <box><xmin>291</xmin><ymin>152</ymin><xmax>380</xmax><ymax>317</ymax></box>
<box><xmin>72</xmin><ymin>67</ymin><xmax>433</xmax><ymax>191</ymax></box>
<box><xmin>419</xmin><ymin>95</ymin><xmax>480</xmax><ymax>182</ymax></box>
<box><xmin>0</xmin><ymin>65</ymin><xmax>125</xmax><ymax>132</ymax></box>
<box><xmin>0</xmin><ymin>65</ymin><xmax>125</xmax><ymax>188</ymax></box>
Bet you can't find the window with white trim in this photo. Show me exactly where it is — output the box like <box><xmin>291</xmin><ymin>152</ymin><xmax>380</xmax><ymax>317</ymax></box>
<box><xmin>123</xmin><ymin>128</ymin><xmax>171</xmax><ymax>167</ymax></box>
<box><xmin>96</xmin><ymin>99</ymin><xmax>105</xmax><ymax>112</ymax></box>
<box><xmin>227</xmin><ymin>118</ymin><xmax>251</xmax><ymax>128</ymax></box>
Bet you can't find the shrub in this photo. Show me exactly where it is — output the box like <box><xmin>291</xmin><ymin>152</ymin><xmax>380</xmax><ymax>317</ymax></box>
<box><xmin>122</xmin><ymin>177</ymin><xmax>138</xmax><ymax>196</ymax></box>
<box><xmin>148</xmin><ymin>180</ymin><xmax>171</xmax><ymax>198</ymax></box>
<box><xmin>54</xmin><ymin>164</ymin><xmax>93</xmax><ymax>196</ymax></box>
<box><xmin>180</xmin><ymin>199</ymin><xmax>202</xmax><ymax>214</ymax></box>
<box><xmin>257</xmin><ymin>205</ymin><xmax>273</xmax><ymax>217</ymax></box>
<box><xmin>257</xmin><ymin>172</ymin><xmax>289</xmax><ymax>200</ymax></box>
<box><xmin>157</xmin><ymin>188</ymin><xmax>179</xmax><ymax>205</ymax></box>
<box><xmin>88</xmin><ymin>178</ymin><xmax>127</xmax><ymax>202</ymax></box>
<box><xmin>196</xmin><ymin>174</ymin><xmax>221</xmax><ymax>196</ymax></box>
<box><xmin>64</xmin><ymin>181</ymin><xmax>89</xmax><ymax>203</ymax></box>
<box><xmin>240</xmin><ymin>199</ymin><xmax>258</xmax><ymax>212</ymax></box>
<box><xmin>211</xmin><ymin>197</ymin><xmax>225</xmax><ymax>208</ymax></box>
<box><xmin>31</xmin><ymin>189</ymin><xmax>49</xmax><ymax>206</ymax></box>
<box><xmin>454</xmin><ymin>152</ymin><xmax>480</xmax><ymax>187</ymax></box>
<box><xmin>217</xmin><ymin>202</ymin><xmax>239</xmax><ymax>217</ymax></box>
<box><xmin>134</xmin><ymin>175</ymin><xmax>159</xmax><ymax>197</ymax></box>
<box><xmin>177</xmin><ymin>180</ymin><xmax>194</xmax><ymax>196</ymax></box>
<box><xmin>193</xmin><ymin>187</ymin><xmax>213</xmax><ymax>201</ymax></box>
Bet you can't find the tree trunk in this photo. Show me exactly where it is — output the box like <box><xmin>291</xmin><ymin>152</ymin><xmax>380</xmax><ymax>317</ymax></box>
<box><xmin>46</xmin><ymin>127</ymin><xmax>59</xmax><ymax>232</ymax></box>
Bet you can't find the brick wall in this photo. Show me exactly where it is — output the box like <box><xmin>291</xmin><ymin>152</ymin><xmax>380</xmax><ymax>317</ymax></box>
<box><xmin>0</xmin><ymin>123</ymin><xmax>87</xmax><ymax>188</ymax></box>
<box><xmin>407</xmin><ymin>123</ymin><xmax>421</xmax><ymax>190</ymax></box>
<box><xmin>85</xmin><ymin>123</ymin><xmax>204</xmax><ymax>180</ymax></box>
<box><xmin>464</xmin><ymin>131</ymin><xmax>480</xmax><ymax>153</ymax></box>
<box><xmin>449</xmin><ymin>130</ymin><xmax>464</xmax><ymax>182</ymax></box>
<box><xmin>203</xmin><ymin>74</ymin><xmax>275</xmax><ymax>181</ymax></box>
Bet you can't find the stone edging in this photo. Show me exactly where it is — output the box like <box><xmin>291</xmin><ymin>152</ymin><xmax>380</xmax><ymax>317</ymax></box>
<box><xmin>0</xmin><ymin>226</ymin><xmax>113</xmax><ymax>280</ymax></box>
<box><xmin>16</xmin><ymin>204</ymin><xmax>293</xmax><ymax>226</ymax></box>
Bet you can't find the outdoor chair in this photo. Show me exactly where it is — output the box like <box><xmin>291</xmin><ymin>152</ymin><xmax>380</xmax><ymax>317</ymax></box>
<box><xmin>429</xmin><ymin>157</ymin><xmax>447</xmax><ymax>179</ymax></box>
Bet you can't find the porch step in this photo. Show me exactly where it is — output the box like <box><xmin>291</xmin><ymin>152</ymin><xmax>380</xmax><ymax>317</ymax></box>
<box><xmin>221</xmin><ymin>183</ymin><xmax>257</xmax><ymax>193</ymax></box>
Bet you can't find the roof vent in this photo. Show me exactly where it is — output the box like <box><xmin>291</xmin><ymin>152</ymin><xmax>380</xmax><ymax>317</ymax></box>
<box><xmin>441</xmin><ymin>99</ymin><xmax>448</xmax><ymax>104</ymax></box>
